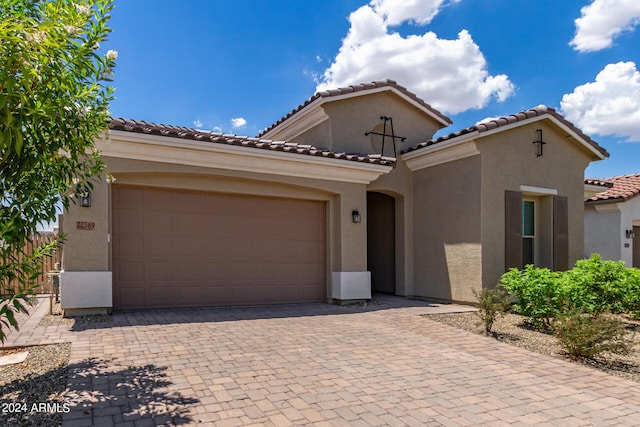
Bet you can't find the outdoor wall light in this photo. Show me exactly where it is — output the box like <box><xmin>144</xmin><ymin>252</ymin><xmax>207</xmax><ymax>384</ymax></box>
<box><xmin>626</xmin><ymin>229</ymin><xmax>635</xmax><ymax>239</ymax></box>
<box><xmin>352</xmin><ymin>209</ymin><xmax>361</xmax><ymax>223</ymax></box>
<box><xmin>80</xmin><ymin>194</ymin><xmax>92</xmax><ymax>208</ymax></box>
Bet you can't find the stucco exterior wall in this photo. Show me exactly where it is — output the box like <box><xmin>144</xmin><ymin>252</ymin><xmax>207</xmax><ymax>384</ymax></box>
<box><xmin>412</xmin><ymin>155</ymin><xmax>482</xmax><ymax>303</ymax></box>
<box><xmin>584</xmin><ymin>204</ymin><xmax>622</xmax><ymax>261</ymax></box>
<box><xmin>62</xmin><ymin>173</ymin><xmax>110</xmax><ymax>271</ymax></box>
<box><xmin>322</xmin><ymin>92</ymin><xmax>443</xmax><ymax>155</ymax></box>
<box><xmin>479</xmin><ymin>121</ymin><xmax>593</xmax><ymax>286</ymax></box>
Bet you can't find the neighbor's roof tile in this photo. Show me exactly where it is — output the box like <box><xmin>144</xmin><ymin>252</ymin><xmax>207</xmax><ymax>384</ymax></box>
<box><xmin>108</xmin><ymin>118</ymin><xmax>395</xmax><ymax>167</ymax></box>
<box><xmin>586</xmin><ymin>174</ymin><xmax>640</xmax><ymax>203</ymax></box>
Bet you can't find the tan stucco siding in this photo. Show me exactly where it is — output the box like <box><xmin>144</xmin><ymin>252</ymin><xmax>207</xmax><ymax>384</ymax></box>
<box><xmin>62</xmin><ymin>173</ymin><xmax>110</xmax><ymax>271</ymax></box>
<box><xmin>321</xmin><ymin>92</ymin><xmax>443</xmax><ymax>155</ymax></box>
<box><xmin>479</xmin><ymin>121</ymin><xmax>593</xmax><ymax>287</ymax></box>
<box><xmin>412</xmin><ymin>155</ymin><xmax>482</xmax><ymax>302</ymax></box>
<box><xmin>288</xmin><ymin>120</ymin><xmax>331</xmax><ymax>150</ymax></box>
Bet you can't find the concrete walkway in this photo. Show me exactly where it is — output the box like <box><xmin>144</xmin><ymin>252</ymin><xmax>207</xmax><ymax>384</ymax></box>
<box><xmin>3</xmin><ymin>296</ymin><xmax>640</xmax><ymax>426</ymax></box>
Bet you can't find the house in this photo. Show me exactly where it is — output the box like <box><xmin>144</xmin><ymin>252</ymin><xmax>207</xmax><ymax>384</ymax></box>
<box><xmin>584</xmin><ymin>174</ymin><xmax>640</xmax><ymax>267</ymax></box>
<box><xmin>59</xmin><ymin>80</ymin><xmax>608</xmax><ymax>315</ymax></box>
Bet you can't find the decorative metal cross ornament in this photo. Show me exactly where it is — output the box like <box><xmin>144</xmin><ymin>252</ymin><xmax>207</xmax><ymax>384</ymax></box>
<box><xmin>533</xmin><ymin>129</ymin><xmax>546</xmax><ymax>157</ymax></box>
<box><xmin>365</xmin><ymin>116</ymin><xmax>406</xmax><ymax>157</ymax></box>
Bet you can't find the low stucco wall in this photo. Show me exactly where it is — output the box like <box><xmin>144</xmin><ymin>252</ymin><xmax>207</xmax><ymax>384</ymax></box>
<box><xmin>60</xmin><ymin>271</ymin><xmax>112</xmax><ymax>314</ymax></box>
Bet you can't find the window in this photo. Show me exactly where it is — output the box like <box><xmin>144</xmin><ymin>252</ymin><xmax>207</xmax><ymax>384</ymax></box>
<box><xmin>522</xmin><ymin>200</ymin><xmax>535</xmax><ymax>266</ymax></box>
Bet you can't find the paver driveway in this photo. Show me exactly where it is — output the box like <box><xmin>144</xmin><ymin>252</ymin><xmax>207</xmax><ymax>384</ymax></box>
<box><xmin>9</xmin><ymin>297</ymin><xmax>640</xmax><ymax>426</ymax></box>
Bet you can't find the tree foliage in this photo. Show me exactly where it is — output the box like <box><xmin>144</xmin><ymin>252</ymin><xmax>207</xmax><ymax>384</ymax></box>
<box><xmin>0</xmin><ymin>0</ymin><xmax>115</xmax><ymax>341</ymax></box>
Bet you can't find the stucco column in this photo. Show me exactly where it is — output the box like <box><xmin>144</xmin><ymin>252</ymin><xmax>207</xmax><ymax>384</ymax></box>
<box><xmin>60</xmin><ymin>174</ymin><xmax>112</xmax><ymax>314</ymax></box>
<box><xmin>330</xmin><ymin>187</ymin><xmax>371</xmax><ymax>301</ymax></box>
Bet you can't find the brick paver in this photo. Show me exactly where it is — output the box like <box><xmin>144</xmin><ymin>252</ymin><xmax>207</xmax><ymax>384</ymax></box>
<box><xmin>3</xmin><ymin>296</ymin><xmax>640</xmax><ymax>426</ymax></box>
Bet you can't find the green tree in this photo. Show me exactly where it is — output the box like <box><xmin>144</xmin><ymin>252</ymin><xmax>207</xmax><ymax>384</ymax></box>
<box><xmin>1</xmin><ymin>0</ymin><xmax>115</xmax><ymax>341</ymax></box>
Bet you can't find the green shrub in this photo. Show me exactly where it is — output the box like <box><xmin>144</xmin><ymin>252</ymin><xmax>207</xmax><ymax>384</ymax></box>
<box><xmin>555</xmin><ymin>312</ymin><xmax>634</xmax><ymax>359</ymax></box>
<box><xmin>564</xmin><ymin>254</ymin><xmax>631</xmax><ymax>314</ymax></box>
<box><xmin>473</xmin><ymin>286</ymin><xmax>511</xmax><ymax>333</ymax></box>
<box><xmin>500</xmin><ymin>265</ymin><xmax>563</xmax><ymax>327</ymax></box>
<box><xmin>621</xmin><ymin>268</ymin><xmax>640</xmax><ymax>317</ymax></box>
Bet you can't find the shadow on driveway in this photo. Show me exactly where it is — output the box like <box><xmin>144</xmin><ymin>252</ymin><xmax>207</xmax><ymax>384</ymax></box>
<box><xmin>70</xmin><ymin>294</ymin><xmax>463</xmax><ymax>331</ymax></box>
<box><xmin>65</xmin><ymin>358</ymin><xmax>198</xmax><ymax>426</ymax></box>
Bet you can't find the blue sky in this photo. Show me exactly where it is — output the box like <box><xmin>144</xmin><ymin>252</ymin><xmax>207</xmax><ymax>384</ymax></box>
<box><xmin>106</xmin><ymin>0</ymin><xmax>640</xmax><ymax>179</ymax></box>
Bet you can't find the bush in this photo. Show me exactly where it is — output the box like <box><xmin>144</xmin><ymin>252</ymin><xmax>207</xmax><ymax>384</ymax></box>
<box><xmin>500</xmin><ymin>265</ymin><xmax>563</xmax><ymax>327</ymax></box>
<box><xmin>555</xmin><ymin>312</ymin><xmax>634</xmax><ymax>359</ymax></box>
<box><xmin>564</xmin><ymin>254</ymin><xmax>631</xmax><ymax>314</ymax></box>
<box><xmin>473</xmin><ymin>286</ymin><xmax>511</xmax><ymax>333</ymax></box>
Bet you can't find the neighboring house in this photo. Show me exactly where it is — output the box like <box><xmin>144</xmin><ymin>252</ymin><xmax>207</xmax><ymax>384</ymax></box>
<box><xmin>59</xmin><ymin>80</ymin><xmax>608</xmax><ymax>315</ymax></box>
<box><xmin>584</xmin><ymin>174</ymin><xmax>640</xmax><ymax>267</ymax></box>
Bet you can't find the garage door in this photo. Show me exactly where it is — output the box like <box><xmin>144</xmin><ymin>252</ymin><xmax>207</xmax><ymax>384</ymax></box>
<box><xmin>112</xmin><ymin>185</ymin><xmax>326</xmax><ymax>309</ymax></box>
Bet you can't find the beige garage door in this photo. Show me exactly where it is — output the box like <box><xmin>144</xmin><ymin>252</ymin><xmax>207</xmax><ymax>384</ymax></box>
<box><xmin>112</xmin><ymin>185</ymin><xmax>326</xmax><ymax>309</ymax></box>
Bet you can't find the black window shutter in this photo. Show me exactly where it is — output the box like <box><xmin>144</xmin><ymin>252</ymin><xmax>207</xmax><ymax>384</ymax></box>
<box><xmin>553</xmin><ymin>195</ymin><xmax>569</xmax><ymax>271</ymax></box>
<box><xmin>505</xmin><ymin>190</ymin><xmax>523</xmax><ymax>270</ymax></box>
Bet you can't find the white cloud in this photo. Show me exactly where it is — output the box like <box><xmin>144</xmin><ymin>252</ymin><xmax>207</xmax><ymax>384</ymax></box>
<box><xmin>231</xmin><ymin>117</ymin><xmax>247</xmax><ymax>128</ymax></box>
<box><xmin>212</xmin><ymin>126</ymin><xmax>222</xmax><ymax>133</ymax></box>
<box><xmin>560</xmin><ymin>61</ymin><xmax>640</xmax><ymax>142</ymax></box>
<box><xmin>370</xmin><ymin>0</ymin><xmax>445</xmax><ymax>26</ymax></box>
<box><xmin>316</xmin><ymin>1</ymin><xmax>513</xmax><ymax>114</ymax></box>
<box><xmin>570</xmin><ymin>0</ymin><xmax>640</xmax><ymax>52</ymax></box>
<box><xmin>193</xmin><ymin>119</ymin><xmax>203</xmax><ymax>128</ymax></box>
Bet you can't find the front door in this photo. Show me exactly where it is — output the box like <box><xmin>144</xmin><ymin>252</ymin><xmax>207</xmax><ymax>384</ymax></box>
<box><xmin>633</xmin><ymin>226</ymin><xmax>640</xmax><ymax>268</ymax></box>
<box><xmin>367</xmin><ymin>192</ymin><xmax>396</xmax><ymax>294</ymax></box>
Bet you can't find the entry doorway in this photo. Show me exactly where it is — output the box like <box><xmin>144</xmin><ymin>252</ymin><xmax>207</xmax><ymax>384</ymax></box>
<box><xmin>633</xmin><ymin>226</ymin><xmax>640</xmax><ymax>268</ymax></box>
<box><xmin>367</xmin><ymin>192</ymin><xmax>396</xmax><ymax>294</ymax></box>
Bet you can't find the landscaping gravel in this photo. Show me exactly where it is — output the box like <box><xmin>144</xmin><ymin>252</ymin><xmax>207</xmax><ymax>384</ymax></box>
<box><xmin>425</xmin><ymin>311</ymin><xmax>640</xmax><ymax>383</ymax></box>
<box><xmin>0</xmin><ymin>343</ymin><xmax>70</xmax><ymax>427</ymax></box>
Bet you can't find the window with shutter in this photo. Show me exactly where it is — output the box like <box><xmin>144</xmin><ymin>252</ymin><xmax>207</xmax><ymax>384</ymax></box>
<box><xmin>522</xmin><ymin>200</ymin><xmax>535</xmax><ymax>266</ymax></box>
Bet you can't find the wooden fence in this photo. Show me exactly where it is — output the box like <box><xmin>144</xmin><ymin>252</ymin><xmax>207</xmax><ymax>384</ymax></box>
<box><xmin>3</xmin><ymin>232</ymin><xmax>62</xmax><ymax>295</ymax></box>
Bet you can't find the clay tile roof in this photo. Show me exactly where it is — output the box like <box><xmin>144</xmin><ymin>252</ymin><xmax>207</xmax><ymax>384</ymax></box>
<box><xmin>585</xmin><ymin>174</ymin><xmax>640</xmax><ymax>203</ymax></box>
<box><xmin>257</xmin><ymin>79</ymin><xmax>451</xmax><ymax>138</ymax></box>
<box><xmin>584</xmin><ymin>178</ymin><xmax>614</xmax><ymax>188</ymax></box>
<box><xmin>108</xmin><ymin>118</ymin><xmax>395</xmax><ymax>167</ymax></box>
<box><xmin>403</xmin><ymin>105</ymin><xmax>609</xmax><ymax>158</ymax></box>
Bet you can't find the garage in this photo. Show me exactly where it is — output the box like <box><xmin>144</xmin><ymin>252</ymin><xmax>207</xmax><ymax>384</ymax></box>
<box><xmin>112</xmin><ymin>185</ymin><xmax>326</xmax><ymax>309</ymax></box>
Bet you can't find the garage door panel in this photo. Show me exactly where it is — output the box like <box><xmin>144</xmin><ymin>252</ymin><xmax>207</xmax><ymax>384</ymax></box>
<box><xmin>145</xmin><ymin>262</ymin><xmax>174</xmax><ymax>282</ymax></box>
<box><xmin>202</xmin><ymin>193</ymin><xmax>232</xmax><ymax>214</ymax></box>
<box><xmin>203</xmin><ymin>239</ymin><xmax>231</xmax><ymax>258</ymax></box>
<box><xmin>174</xmin><ymin>263</ymin><xmax>202</xmax><ymax>282</ymax></box>
<box><xmin>113</xmin><ymin>236</ymin><xmax>143</xmax><ymax>260</ymax></box>
<box><xmin>114</xmin><ymin>210</ymin><xmax>143</xmax><ymax>235</ymax></box>
<box><xmin>144</xmin><ymin>188</ymin><xmax>173</xmax><ymax>211</ymax></box>
<box><xmin>113</xmin><ymin>185</ymin><xmax>325</xmax><ymax>309</ymax></box>
<box><xmin>230</xmin><ymin>216</ymin><xmax>257</xmax><ymax>238</ymax></box>
<box><xmin>203</xmin><ymin>215</ymin><xmax>231</xmax><ymax>237</ymax></box>
<box><xmin>256</xmin><ymin>262</ymin><xmax>281</xmax><ymax>281</ymax></box>
<box><xmin>230</xmin><ymin>239</ymin><xmax>256</xmax><ymax>259</ymax></box>
<box><xmin>298</xmin><ymin>241</ymin><xmax>324</xmax><ymax>260</ymax></box>
<box><xmin>116</xmin><ymin>286</ymin><xmax>145</xmax><ymax>309</ymax></box>
<box><xmin>116</xmin><ymin>187</ymin><xmax>144</xmax><ymax>210</ymax></box>
<box><xmin>175</xmin><ymin>214</ymin><xmax>204</xmax><ymax>235</ymax></box>
<box><xmin>173</xmin><ymin>192</ymin><xmax>202</xmax><ymax>213</ymax></box>
<box><xmin>144</xmin><ymin>212</ymin><xmax>174</xmax><ymax>235</ymax></box>
<box><xmin>229</xmin><ymin>262</ymin><xmax>260</xmax><ymax>281</ymax></box>
<box><xmin>116</xmin><ymin>262</ymin><xmax>144</xmax><ymax>283</ymax></box>
<box><xmin>144</xmin><ymin>237</ymin><xmax>174</xmax><ymax>259</ymax></box>
<box><xmin>174</xmin><ymin>237</ymin><xmax>203</xmax><ymax>260</ymax></box>
<box><xmin>204</xmin><ymin>262</ymin><xmax>231</xmax><ymax>280</ymax></box>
